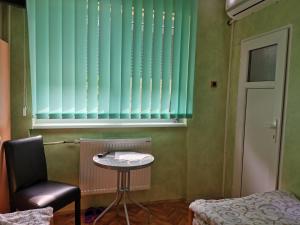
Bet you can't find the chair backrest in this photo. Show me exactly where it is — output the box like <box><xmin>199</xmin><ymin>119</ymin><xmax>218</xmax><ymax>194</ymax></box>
<box><xmin>4</xmin><ymin>136</ymin><xmax>48</xmax><ymax>193</ymax></box>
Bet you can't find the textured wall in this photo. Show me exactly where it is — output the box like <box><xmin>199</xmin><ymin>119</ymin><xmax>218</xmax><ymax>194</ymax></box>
<box><xmin>186</xmin><ymin>0</ymin><xmax>230</xmax><ymax>201</ymax></box>
<box><xmin>6</xmin><ymin>0</ymin><xmax>230</xmax><ymax>211</ymax></box>
<box><xmin>0</xmin><ymin>4</ymin><xmax>8</xmax><ymax>41</ymax></box>
<box><xmin>0</xmin><ymin>3</ymin><xmax>10</xmax><ymax>213</ymax></box>
<box><xmin>8</xmin><ymin>5</ymin><xmax>188</xmax><ymax>210</ymax></box>
<box><xmin>0</xmin><ymin>36</ymin><xmax>10</xmax><ymax>214</ymax></box>
<box><xmin>224</xmin><ymin>0</ymin><xmax>300</xmax><ymax>197</ymax></box>
<box><xmin>7</xmin><ymin>0</ymin><xmax>299</xmax><ymax>204</ymax></box>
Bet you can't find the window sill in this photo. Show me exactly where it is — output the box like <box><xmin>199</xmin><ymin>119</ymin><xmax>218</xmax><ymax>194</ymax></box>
<box><xmin>32</xmin><ymin>119</ymin><xmax>187</xmax><ymax>129</ymax></box>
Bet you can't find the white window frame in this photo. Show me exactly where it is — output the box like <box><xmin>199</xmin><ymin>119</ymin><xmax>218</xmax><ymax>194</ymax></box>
<box><xmin>32</xmin><ymin>118</ymin><xmax>187</xmax><ymax>129</ymax></box>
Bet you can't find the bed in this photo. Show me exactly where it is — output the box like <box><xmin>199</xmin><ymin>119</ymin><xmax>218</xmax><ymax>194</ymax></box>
<box><xmin>189</xmin><ymin>191</ymin><xmax>300</xmax><ymax>225</ymax></box>
<box><xmin>0</xmin><ymin>207</ymin><xmax>53</xmax><ymax>225</ymax></box>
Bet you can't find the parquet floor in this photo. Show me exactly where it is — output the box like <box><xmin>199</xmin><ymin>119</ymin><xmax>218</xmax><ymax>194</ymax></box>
<box><xmin>54</xmin><ymin>200</ymin><xmax>189</xmax><ymax>225</ymax></box>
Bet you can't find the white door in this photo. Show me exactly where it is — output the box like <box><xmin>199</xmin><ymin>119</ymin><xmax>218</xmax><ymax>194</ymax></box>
<box><xmin>233</xmin><ymin>28</ymin><xmax>289</xmax><ymax>197</ymax></box>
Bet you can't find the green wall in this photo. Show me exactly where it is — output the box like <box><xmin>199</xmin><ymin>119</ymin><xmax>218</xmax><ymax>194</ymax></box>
<box><xmin>4</xmin><ymin>0</ymin><xmax>230</xmax><ymax>210</ymax></box>
<box><xmin>224</xmin><ymin>0</ymin><xmax>300</xmax><ymax>197</ymax></box>
<box><xmin>8</xmin><ymin>0</ymin><xmax>300</xmax><ymax>210</ymax></box>
<box><xmin>0</xmin><ymin>4</ymin><xmax>8</xmax><ymax>41</ymax></box>
<box><xmin>186</xmin><ymin>0</ymin><xmax>229</xmax><ymax>200</ymax></box>
<box><xmin>8</xmin><ymin>6</ymin><xmax>187</xmax><ymax>210</ymax></box>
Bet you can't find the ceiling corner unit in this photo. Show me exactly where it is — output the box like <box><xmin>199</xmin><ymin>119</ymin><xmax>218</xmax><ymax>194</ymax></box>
<box><xmin>226</xmin><ymin>0</ymin><xmax>280</xmax><ymax>21</ymax></box>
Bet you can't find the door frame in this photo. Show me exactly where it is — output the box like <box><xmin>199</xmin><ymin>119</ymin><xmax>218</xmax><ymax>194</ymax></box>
<box><xmin>232</xmin><ymin>26</ymin><xmax>292</xmax><ymax>197</ymax></box>
<box><xmin>0</xmin><ymin>39</ymin><xmax>10</xmax><ymax>212</ymax></box>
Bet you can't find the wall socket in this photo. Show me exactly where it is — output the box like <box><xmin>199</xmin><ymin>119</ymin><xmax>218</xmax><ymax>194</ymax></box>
<box><xmin>211</xmin><ymin>81</ymin><xmax>217</xmax><ymax>88</ymax></box>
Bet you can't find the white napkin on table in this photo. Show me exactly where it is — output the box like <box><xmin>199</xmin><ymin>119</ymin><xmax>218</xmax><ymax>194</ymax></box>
<box><xmin>114</xmin><ymin>152</ymin><xmax>149</xmax><ymax>161</ymax></box>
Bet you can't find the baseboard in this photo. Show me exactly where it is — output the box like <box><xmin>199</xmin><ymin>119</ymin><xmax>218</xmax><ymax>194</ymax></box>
<box><xmin>53</xmin><ymin>198</ymin><xmax>188</xmax><ymax>216</ymax></box>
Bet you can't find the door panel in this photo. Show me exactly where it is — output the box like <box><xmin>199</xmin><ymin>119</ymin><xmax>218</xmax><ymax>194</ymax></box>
<box><xmin>241</xmin><ymin>89</ymin><xmax>276</xmax><ymax>196</ymax></box>
<box><xmin>233</xmin><ymin>28</ymin><xmax>289</xmax><ymax>197</ymax></box>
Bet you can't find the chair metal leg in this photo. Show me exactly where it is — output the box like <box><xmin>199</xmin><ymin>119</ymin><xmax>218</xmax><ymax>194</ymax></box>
<box><xmin>9</xmin><ymin>206</ymin><xmax>16</xmax><ymax>212</ymax></box>
<box><xmin>9</xmin><ymin>200</ymin><xmax>16</xmax><ymax>212</ymax></box>
<box><xmin>75</xmin><ymin>198</ymin><xmax>81</xmax><ymax>225</ymax></box>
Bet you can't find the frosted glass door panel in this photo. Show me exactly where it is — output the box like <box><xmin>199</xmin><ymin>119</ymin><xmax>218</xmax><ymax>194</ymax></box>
<box><xmin>248</xmin><ymin>44</ymin><xmax>277</xmax><ymax>82</ymax></box>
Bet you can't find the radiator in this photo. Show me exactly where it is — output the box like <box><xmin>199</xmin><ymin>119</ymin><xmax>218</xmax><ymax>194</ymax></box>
<box><xmin>79</xmin><ymin>138</ymin><xmax>152</xmax><ymax>195</ymax></box>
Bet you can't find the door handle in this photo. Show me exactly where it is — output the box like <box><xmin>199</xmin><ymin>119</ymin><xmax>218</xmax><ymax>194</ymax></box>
<box><xmin>264</xmin><ymin>120</ymin><xmax>278</xmax><ymax>129</ymax></box>
<box><xmin>264</xmin><ymin>119</ymin><xmax>279</xmax><ymax>143</ymax></box>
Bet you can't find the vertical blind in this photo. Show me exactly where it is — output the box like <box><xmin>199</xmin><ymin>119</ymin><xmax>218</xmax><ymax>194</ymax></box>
<box><xmin>26</xmin><ymin>0</ymin><xmax>198</xmax><ymax>120</ymax></box>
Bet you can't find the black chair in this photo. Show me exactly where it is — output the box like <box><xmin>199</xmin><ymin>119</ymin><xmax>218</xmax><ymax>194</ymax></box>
<box><xmin>4</xmin><ymin>135</ymin><xmax>81</xmax><ymax>225</ymax></box>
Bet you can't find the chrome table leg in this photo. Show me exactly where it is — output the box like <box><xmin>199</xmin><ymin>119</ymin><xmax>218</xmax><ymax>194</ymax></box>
<box><xmin>126</xmin><ymin>171</ymin><xmax>151</xmax><ymax>224</ymax></box>
<box><xmin>123</xmin><ymin>192</ymin><xmax>130</xmax><ymax>225</ymax></box>
<box><xmin>93</xmin><ymin>190</ymin><xmax>121</xmax><ymax>225</ymax></box>
<box><xmin>93</xmin><ymin>169</ymin><xmax>151</xmax><ymax>225</ymax></box>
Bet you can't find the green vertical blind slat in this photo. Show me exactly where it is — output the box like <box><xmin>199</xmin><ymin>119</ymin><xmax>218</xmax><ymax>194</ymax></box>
<box><xmin>170</xmin><ymin>0</ymin><xmax>183</xmax><ymax>118</ymax></box>
<box><xmin>110</xmin><ymin>0</ymin><xmax>122</xmax><ymax>118</ymax></box>
<box><xmin>36</xmin><ymin>0</ymin><xmax>49</xmax><ymax>119</ymax></box>
<box><xmin>131</xmin><ymin>0</ymin><xmax>143</xmax><ymax>118</ymax></box>
<box><xmin>141</xmin><ymin>0</ymin><xmax>153</xmax><ymax>119</ymax></box>
<box><xmin>75</xmin><ymin>0</ymin><xmax>87</xmax><ymax>119</ymax></box>
<box><xmin>151</xmin><ymin>0</ymin><xmax>164</xmax><ymax>118</ymax></box>
<box><xmin>27</xmin><ymin>0</ymin><xmax>198</xmax><ymax>120</ymax></box>
<box><xmin>62</xmin><ymin>0</ymin><xmax>75</xmax><ymax>119</ymax></box>
<box><xmin>27</xmin><ymin>0</ymin><xmax>36</xmax><ymax>117</ymax></box>
<box><xmin>121</xmin><ymin>0</ymin><xmax>133</xmax><ymax>119</ymax></box>
<box><xmin>178</xmin><ymin>0</ymin><xmax>191</xmax><ymax>118</ymax></box>
<box><xmin>87</xmin><ymin>0</ymin><xmax>99</xmax><ymax>119</ymax></box>
<box><xmin>98</xmin><ymin>0</ymin><xmax>111</xmax><ymax>118</ymax></box>
<box><xmin>187</xmin><ymin>0</ymin><xmax>198</xmax><ymax>117</ymax></box>
<box><xmin>161</xmin><ymin>0</ymin><xmax>173</xmax><ymax>119</ymax></box>
<box><xmin>49</xmin><ymin>0</ymin><xmax>62</xmax><ymax>119</ymax></box>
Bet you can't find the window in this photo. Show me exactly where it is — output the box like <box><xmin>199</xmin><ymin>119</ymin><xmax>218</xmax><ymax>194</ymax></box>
<box><xmin>26</xmin><ymin>0</ymin><xmax>198</xmax><ymax>128</ymax></box>
<box><xmin>248</xmin><ymin>45</ymin><xmax>277</xmax><ymax>82</ymax></box>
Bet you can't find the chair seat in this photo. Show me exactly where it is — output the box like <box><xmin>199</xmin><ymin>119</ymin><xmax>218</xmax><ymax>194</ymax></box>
<box><xmin>14</xmin><ymin>181</ymin><xmax>80</xmax><ymax>212</ymax></box>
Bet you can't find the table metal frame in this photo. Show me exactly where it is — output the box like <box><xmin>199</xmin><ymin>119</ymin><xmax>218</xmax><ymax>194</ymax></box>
<box><xmin>93</xmin><ymin>169</ymin><xmax>151</xmax><ymax>225</ymax></box>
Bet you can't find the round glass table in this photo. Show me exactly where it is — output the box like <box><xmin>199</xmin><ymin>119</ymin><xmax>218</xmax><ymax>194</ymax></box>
<box><xmin>92</xmin><ymin>151</ymin><xmax>155</xmax><ymax>225</ymax></box>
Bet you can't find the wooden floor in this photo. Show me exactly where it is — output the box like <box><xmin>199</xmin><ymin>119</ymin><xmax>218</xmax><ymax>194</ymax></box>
<box><xmin>54</xmin><ymin>201</ymin><xmax>189</xmax><ymax>225</ymax></box>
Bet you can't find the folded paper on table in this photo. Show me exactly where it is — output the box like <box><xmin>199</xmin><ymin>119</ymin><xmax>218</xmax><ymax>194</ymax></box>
<box><xmin>114</xmin><ymin>152</ymin><xmax>149</xmax><ymax>161</ymax></box>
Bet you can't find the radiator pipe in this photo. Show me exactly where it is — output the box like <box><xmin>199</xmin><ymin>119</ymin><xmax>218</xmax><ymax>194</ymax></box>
<box><xmin>44</xmin><ymin>139</ymin><xmax>80</xmax><ymax>145</ymax></box>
